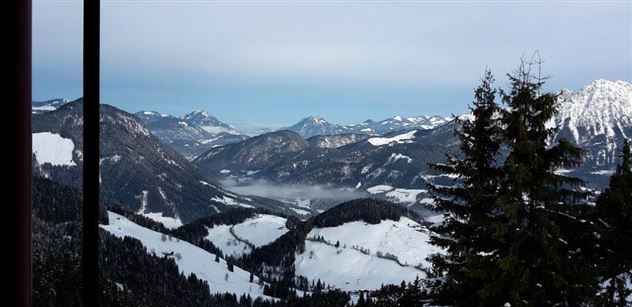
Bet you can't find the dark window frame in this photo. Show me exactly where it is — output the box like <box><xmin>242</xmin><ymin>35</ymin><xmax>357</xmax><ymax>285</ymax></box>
<box><xmin>8</xmin><ymin>1</ymin><xmax>100</xmax><ymax>305</ymax></box>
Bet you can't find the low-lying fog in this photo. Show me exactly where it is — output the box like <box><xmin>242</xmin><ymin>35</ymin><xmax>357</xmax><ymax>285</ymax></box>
<box><xmin>220</xmin><ymin>178</ymin><xmax>368</xmax><ymax>204</ymax></box>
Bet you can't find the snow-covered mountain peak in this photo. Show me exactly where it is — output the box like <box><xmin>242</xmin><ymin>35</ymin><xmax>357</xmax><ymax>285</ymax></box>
<box><xmin>181</xmin><ymin>109</ymin><xmax>240</xmax><ymax>135</ymax></box>
<box><xmin>32</xmin><ymin>98</ymin><xmax>71</xmax><ymax>114</ymax></box>
<box><xmin>135</xmin><ymin>110</ymin><xmax>175</xmax><ymax>124</ymax></box>
<box><xmin>286</xmin><ymin>116</ymin><xmax>349</xmax><ymax>138</ymax></box>
<box><xmin>556</xmin><ymin>79</ymin><xmax>632</xmax><ymax>143</ymax></box>
<box><xmin>551</xmin><ymin>79</ymin><xmax>632</xmax><ymax>173</ymax></box>
<box><xmin>182</xmin><ymin>109</ymin><xmax>218</xmax><ymax>122</ymax></box>
<box><xmin>305</xmin><ymin>115</ymin><xmax>328</xmax><ymax>124</ymax></box>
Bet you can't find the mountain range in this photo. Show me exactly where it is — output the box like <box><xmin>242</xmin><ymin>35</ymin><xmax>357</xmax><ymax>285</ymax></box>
<box><xmin>284</xmin><ymin>114</ymin><xmax>452</xmax><ymax>139</ymax></box>
<box><xmin>134</xmin><ymin>110</ymin><xmax>248</xmax><ymax>160</ymax></box>
<box><xmin>193</xmin><ymin>79</ymin><xmax>632</xmax><ymax>210</ymax></box>
<box><xmin>31</xmin><ymin>100</ymin><xmax>314</xmax><ymax>225</ymax></box>
<box><xmin>30</xmin><ymin>79</ymin><xmax>632</xmax><ymax>219</ymax></box>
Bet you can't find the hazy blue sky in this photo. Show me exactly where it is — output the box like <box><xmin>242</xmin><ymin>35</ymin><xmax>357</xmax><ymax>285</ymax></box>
<box><xmin>33</xmin><ymin>1</ymin><xmax>631</xmax><ymax>128</ymax></box>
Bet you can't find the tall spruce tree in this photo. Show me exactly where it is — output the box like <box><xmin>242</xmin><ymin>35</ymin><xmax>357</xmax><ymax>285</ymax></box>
<box><xmin>596</xmin><ymin>139</ymin><xmax>632</xmax><ymax>305</ymax></box>
<box><xmin>425</xmin><ymin>69</ymin><xmax>503</xmax><ymax>305</ymax></box>
<box><xmin>484</xmin><ymin>60</ymin><xmax>597</xmax><ymax>305</ymax></box>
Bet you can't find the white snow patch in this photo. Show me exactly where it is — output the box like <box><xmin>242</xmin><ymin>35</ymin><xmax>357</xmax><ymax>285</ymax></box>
<box><xmin>366</xmin><ymin>185</ymin><xmax>394</xmax><ymax>194</ymax></box>
<box><xmin>205</xmin><ymin>214</ymin><xmax>288</xmax><ymax>257</ymax></box>
<box><xmin>206</xmin><ymin>225</ymin><xmax>252</xmax><ymax>258</ymax></box>
<box><xmin>367</xmin><ymin>130</ymin><xmax>417</xmax><ymax>146</ymax></box>
<box><xmin>141</xmin><ymin>212</ymin><xmax>183</xmax><ymax>230</ymax></box>
<box><xmin>426</xmin><ymin>214</ymin><xmax>444</xmax><ymax>225</ymax></box>
<box><xmin>232</xmin><ymin>214</ymin><xmax>289</xmax><ymax>247</ymax></box>
<box><xmin>212</xmin><ymin>196</ymin><xmax>254</xmax><ymax>208</ymax></box>
<box><xmin>290</xmin><ymin>208</ymin><xmax>311</xmax><ymax>215</ymax></box>
<box><xmin>32</xmin><ymin>132</ymin><xmax>76</xmax><ymax>166</ymax></box>
<box><xmin>387</xmin><ymin>153</ymin><xmax>413</xmax><ymax>164</ymax></box>
<box><xmin>199</xmin><ymin>180</ymin><xmax>215</xmax><ymax>187</ymax></box>
<box><xmin>590</xmin><ymin>169</ymin><xmax>616</xmax><ymax>175</ymax></box>
<box><xmin>137</xmin><ymin>190</ymin><xmax>149</xmax><ymax>214</ymax></box>
<box><xmin>295</xmin><ymin>198</ymin><xmax>311</xmax><ymax>208</ymax></box>
<box><xmin>385</xmin><ymin>189</ymin><xmax>426</xmax><ymax>204</ymax></box>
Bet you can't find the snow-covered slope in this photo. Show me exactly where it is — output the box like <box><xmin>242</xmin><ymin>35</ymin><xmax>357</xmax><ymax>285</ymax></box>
<box><xmin>32</xmin><ymin>132</ymin><xmax>77</xmax><ymax>167</ymax></box>
<box><xmin>32</xmin><ymin>98</ymin><xmax>70</xmax><ymax>114</ymax></box>
<box><xmin>101</xmin><ymin>211</ymin><xmax>271</xmax><ymax>299</ymax></box>
<box><xmin>206</xmin><ymin>224</ymin><xmax>252</xmax><ymax>258</ymax></box>
<box><xmin>286</xmin><ymin>116</ymin><xmax>351</xmax><ymax>139</ymax></box>
<box><xmin>555</xmin><ymin>80</ymin><xmax>631</xmax><ymax>145</ymax></box>
<box><xmin>182</xmin><ymin>110</ymin><xmax>241</xmax><ymax>135</ymax></box>
<box><xmin>307</xmin><ymin>133</ymin><xmax>369</xmax><ymax>148</ymax></box>
<box><xmin>232</xmin><ymin>214</ymin><xmax>289</xmax><ymax>247</ymax></box>
<box><xmin>552</xmin><ymin>79</ymin><xmax>632</xmax><ymax>186</ymax></box>
<box><xmin>206</xmin><ymin>214</ymin><xmax>288</xmax><ymax>258</ymax></box>
<box><xmin>367</xmin><ymin>130</ymin><xmax>417</xmax><ymax>146</ymax></box>
<box><xmin>294</xmin><ymin>217</ymin><xmax>441</xmax><ymax>291</ymax></box>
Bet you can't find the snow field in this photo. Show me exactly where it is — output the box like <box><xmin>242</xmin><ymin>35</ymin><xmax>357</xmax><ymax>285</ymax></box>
<box><xmin>32</xmin><ymin>132</ymin><xmax>77</xmax><ymax>166</ymax></box>
<box><xmin>101</xmin><ymin>211</ymin><xmax>272</xmax><ymax>299</ymax></box>
<box><xmin>295</xmin><ymin>217</ymin><xmax>443</xmax><ymax>291</ymax></box>
<box><xmin>367</xmin><ymin>130</ymin><xmax>417</xmax><ymax>146</ymax></box>
<box><xmin>205</xmin><ymin>214</ymin><xmax>288</xmax><ymax>258</ymax></box>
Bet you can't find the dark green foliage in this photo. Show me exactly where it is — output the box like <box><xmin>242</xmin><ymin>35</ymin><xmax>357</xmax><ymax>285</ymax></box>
<box><xmin>484</xmin><ymin>61</ymin><xmax>597</xmax><ymax>305</ymax></box>
<box><xmin>352</xmin><ymin>277</ymin><xmax>426</xmax><ymax>307</ymax></box>
<box><xmin>313</xmin><ymin>198</ymin><xmax>420</xmax><ymax>227</ymax></box>
<box><xmin>596</xmin><ymin>139</ymin><xmax>632</xmax><ymax>305</ymax></box>
<box><xmin>108</xmin><ymin>203</ymin><xmax>171</xmax><ymax>233</ymax></box>
<box><xmin>426</xmin><ymin>62</ymin><xmax>601</xmax><ymax>306</ymax></box>
<box><xmin>425</xmin><ymin>69</ymin><xmax>504</xmax><ymax>305</ymax></box>
<box><xmin>170</xmin><ymin>207</ymin><xmax>267</xmax><ymax>244</ymax></box>
<box><xmin>32</xmin><ymin>178</ymin><xmax>217</xmax><ymax>307</ymax></box>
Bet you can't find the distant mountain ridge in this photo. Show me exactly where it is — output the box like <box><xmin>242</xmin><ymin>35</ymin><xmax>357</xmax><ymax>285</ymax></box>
<box><xmin>134</xmin><ymin>109</ymin><xmax>248</xmax><ymax>160</ymax></box>
<box><xmin>182</xmin><ymin>110</ymin><xmax>240</xmax><ymax>135</ymax></box>
<box><xmin>284</xmin><ymin>114</ymin><xmax>452</xmax><ymax>138</ymax></box>
<box><xmin>195</xmin><ymin>79</ymin><xmax>632</xmax><ymax>200</ymax></box>
<box><xmin>32</xmin><ymin>98</ymin><xmax>70</xmax><ymax>114</ymax></box>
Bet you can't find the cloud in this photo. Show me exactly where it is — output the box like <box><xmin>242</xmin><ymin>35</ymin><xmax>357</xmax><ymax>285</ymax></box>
<box><xmin>95</xmin><ymin>2</ymin><xmax>631</xmax><ymax>86</ymax></box>
<box><xmin>33</xmin><ymin>2</ymin><xmax>631</xmax><ymax>122</ymax></box>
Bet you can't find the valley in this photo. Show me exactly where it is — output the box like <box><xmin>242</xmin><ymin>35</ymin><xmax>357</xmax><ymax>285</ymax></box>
<box><xmin>30</xmin><ymin>78</ymin><xmax>632</xmax><ymax>305</ymax></box>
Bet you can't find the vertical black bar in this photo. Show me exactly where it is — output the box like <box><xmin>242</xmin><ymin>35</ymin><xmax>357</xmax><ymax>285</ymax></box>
<box><xmin>83</xmin><ymin>0</ymin><xmax>100</xmax><ymax>305</ymax></box>
<box><xmin>7</xmin><ymin>0</ymin><xmax>32</xmax><ymax>306</ymax></box>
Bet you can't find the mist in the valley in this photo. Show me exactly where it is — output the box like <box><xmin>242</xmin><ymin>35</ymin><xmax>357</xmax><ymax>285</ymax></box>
<box><xmin>220</xmin><ymin>178</ymin><xmax>369</xmax><ymax>203</ymax></box>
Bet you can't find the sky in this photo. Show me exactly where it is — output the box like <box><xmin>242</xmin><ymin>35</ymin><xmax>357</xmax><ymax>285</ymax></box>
<box><xmin>33</xmin><ymin>1</ymin><xmax>631</xmax><ymax>129</ymax></box>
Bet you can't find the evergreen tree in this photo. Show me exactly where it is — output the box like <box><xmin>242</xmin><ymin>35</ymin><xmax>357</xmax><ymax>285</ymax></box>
<box><xmin>596</xmin><ymin>139</ymin><xmax>632</xmax><ymax>305</ymax></box>
<box><xmin>425</xmin><ymin>69</ymin><xmax>503</xmax><ymax>305</ymax></box>
<box><xmin>485</xmin><ymin>59</ymin><xmax>596</xmax><ymax>305</ymax></box>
